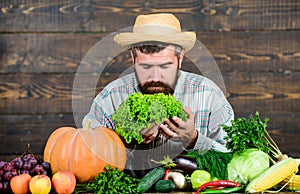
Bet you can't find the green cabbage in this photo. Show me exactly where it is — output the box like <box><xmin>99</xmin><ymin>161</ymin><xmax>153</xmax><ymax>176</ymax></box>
<box><xmin>227</xmin><ymin>148</ymin><xmax>270</xmax><ymax>185</ymax></box>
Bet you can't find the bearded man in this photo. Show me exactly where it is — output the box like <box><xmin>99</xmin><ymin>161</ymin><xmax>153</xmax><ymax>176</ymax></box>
<box><xmin>82</xmin><ymin>13</ymin><xmax>234</xmax><ymax>178</ymax></box>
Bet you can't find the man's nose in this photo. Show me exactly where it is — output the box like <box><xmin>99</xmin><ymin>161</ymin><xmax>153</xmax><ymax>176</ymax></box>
<box><xmin>150</xmin><ymin>67</ymin><xmax>161</xmax><ymax>81</ymax></box>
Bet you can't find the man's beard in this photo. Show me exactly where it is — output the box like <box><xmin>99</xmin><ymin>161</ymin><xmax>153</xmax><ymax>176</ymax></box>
<box><xmin>138</xmin><ymin>81</ymin><xmax>175</xmax><ymax>95</ymax></box>
<box><xmin>136</xmin><ymin>69</ymin><xmax>179</xmax><ymax>95</ymax></box>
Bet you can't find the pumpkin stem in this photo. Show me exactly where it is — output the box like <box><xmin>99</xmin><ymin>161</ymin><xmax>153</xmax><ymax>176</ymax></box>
<box><xmin>83</xmin><ymin>119</ymin><xmax>92</xmax><ymax>130</ymax></box>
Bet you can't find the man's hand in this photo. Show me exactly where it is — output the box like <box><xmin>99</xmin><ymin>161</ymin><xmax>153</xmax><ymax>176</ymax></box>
<box><xmin>159</xmin><ymin>106</ymin><xmax>198</xmax><ymax>148</ymax></box>
<box><xmin>140</xmin><ymin>123</ymin><xmax>160</xmax><ymax>144</ymax></box>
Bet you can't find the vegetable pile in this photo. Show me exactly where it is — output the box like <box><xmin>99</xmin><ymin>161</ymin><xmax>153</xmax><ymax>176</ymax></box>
<box><xmin>127</xmin><ymin>112</ymin><xmax>300</xmax><ymax>193</ymax></box>
<box><xmin>112</xmin><ymin>92</ymin><xmax>187</xmax><ymax>143</ymax></box>
<box><xmin>46</xmin><ymin>111</ymin><xmax>300</xmax><ymax>194</ymax></box>
<box><xmin>221</xmin><ymin>112</ymin><xmax>300</xmax><ymax>192</ymax></box>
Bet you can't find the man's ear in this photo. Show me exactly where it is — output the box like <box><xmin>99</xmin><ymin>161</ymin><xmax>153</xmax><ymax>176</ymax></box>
<box><xmin>178</xmin><ymin>50</ymin><xmax>185</xmax><ymax>69</ymax></box>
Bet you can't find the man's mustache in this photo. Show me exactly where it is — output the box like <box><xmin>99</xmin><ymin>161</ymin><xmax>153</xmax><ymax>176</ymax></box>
<box><xmin>142</xmin><ymin>81</ymin><xmax>170</xmax><ymax>88</ymax></box>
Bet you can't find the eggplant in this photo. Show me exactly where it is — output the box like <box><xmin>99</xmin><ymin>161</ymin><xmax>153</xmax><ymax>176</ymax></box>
<box><xmin>172</xmin><ymin>155</ymin><xmax>198</xmax><ymax>174</ymax></box>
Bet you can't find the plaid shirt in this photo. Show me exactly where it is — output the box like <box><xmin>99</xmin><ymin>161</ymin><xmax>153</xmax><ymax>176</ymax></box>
<box><xmin>82</xmin><ymin>70</ymin><xmax>234</xmax><ymax>153</ymax></box>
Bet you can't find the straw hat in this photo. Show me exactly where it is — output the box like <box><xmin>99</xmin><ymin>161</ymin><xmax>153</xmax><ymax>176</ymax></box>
<box><xmin>114</xmin><ymin>13</ymin><xmax>196</xmax><ymax>52</ymax></box>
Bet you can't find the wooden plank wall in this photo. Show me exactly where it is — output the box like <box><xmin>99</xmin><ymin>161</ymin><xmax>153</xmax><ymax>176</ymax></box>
<box><xmin>1</xmin><ymin>0</ymin><xmax>300</xmax><ymax>161</ymax></box>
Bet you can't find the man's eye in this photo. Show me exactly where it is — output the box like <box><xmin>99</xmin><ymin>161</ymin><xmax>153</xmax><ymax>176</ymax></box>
<box><xmin>141</xmin><ymin>65</ymin><xmax>151</xmax><ymax>69</ymax></box>
<box><xmin>160</xmin><ymin>65</ymin><xmax>170</xmax><ymax>69</ymax></box>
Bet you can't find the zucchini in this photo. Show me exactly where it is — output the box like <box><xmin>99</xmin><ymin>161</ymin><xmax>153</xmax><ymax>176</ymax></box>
<box><xmin>155</xmin><ymin>180</ymin><xmax>176</xmax><ymax>193</ymax></box>
<box><xmin>136</xmin><ymin>167</ymin><xmax>165</xmax><ymax>193</ymax></box>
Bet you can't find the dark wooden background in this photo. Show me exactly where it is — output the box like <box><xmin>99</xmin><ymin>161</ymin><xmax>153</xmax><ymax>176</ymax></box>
<box><xmin>1</xmin><ymin>0</ymin><xmax>300</xmax><ymax>161</ymax></box>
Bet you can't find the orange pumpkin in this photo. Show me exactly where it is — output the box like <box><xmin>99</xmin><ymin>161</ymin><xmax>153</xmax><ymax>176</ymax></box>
<box><xmin>43</xmin><ymin>124</ymin><xmax>126</xmax><ymax>183</ymax></box>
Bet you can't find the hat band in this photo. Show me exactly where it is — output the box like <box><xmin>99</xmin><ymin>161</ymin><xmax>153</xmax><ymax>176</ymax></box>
<box><xmin>133</xmin><ymin>25</ymin><xmax>181</xmax><ymax>35</ymax></box>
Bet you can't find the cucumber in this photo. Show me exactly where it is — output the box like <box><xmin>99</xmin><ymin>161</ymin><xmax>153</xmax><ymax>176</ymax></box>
<box><xmin>136</xmin><ymin>167</ymin><xmax>165</xmax><ymax>193</ymax></box>
<box><xmin>155</xmin><ymin>179</ymin><xmax>176</xmax><ymax>193</ymax></box>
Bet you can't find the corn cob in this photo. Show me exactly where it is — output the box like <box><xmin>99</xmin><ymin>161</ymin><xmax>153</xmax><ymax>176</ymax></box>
<box><xmin>278</xmin><ymin>174</ymin><xmax>300</xmax><ymax>191</ymax></box>
<box><xmin>246</xmin><ymin>157</ymin><xmax>300</xmax><ymax>193</ymax></box>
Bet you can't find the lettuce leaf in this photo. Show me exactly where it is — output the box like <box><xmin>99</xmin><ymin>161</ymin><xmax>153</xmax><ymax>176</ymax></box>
<box><xmin>112</xmin><ymin>92</ymin><xmax>187</xmax><ymax>144</ymax></box>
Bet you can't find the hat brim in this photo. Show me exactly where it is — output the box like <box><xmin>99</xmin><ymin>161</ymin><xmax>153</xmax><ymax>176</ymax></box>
<box><xmin>114</xmin><ymin>31</ymin><xmax>196</xmax><ymax>52</ymax></box>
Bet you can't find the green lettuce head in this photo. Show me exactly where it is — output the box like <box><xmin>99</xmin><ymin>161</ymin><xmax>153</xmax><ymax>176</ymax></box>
<box><xmin>112</xmin><ymin>92</ymin><xmax>187</xmax><ymax>144</ymax></box>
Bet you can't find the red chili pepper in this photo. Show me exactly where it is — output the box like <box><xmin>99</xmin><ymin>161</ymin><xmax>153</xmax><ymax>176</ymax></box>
<box><xmin>207</xmin><ymin>186</ymin><xmax>226</xmax><ymax>190</ymax></box>
<box><xmin>163</xmin><ymin>169</ymin><xmax>170</xmax><ymax>180</ymax></box>
<box><xmin>192</xmin><ymin>180</ymin><xmax>240</xmax><ymax>194</ymax></box>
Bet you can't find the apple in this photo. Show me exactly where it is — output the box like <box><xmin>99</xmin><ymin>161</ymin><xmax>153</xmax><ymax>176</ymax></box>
<box><xmin>52</xmin><ymin>171</ymin><xmax>76</xmax><ymax>194</ymax></box>
<box><xmin>29</xmin><ymin>174</ymin><xmax>51</xmax><ymax>194</ymax></box>
<box><xmin>10</xmin><ymin>173</ymin><xmax>32</xmax><ymax>194</ymax></box>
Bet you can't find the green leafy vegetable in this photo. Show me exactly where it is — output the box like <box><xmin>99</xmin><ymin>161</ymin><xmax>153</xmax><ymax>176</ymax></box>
<box><xmin>227</xmin><ymin>148</ymin><xmax>270</xmax><ymax>185</ymax></box>
<box><xmin>186</xmin><ymin>149</ymin><xmax>234</xmax><ymax>180</ymax></box>
<box><xmin>222</xmin><ymin>112</ymin><xmax>275</xmax><ymax>154</ymax></box>
<box><xmin>112</xmin><ymin>92</ymin><xmax>187</xmax><ymax>144</ymax></box>
<box><xmin>74</xmin><ymin>166</ymin><xmax>140</xmax><ymax>194</ymax></box>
